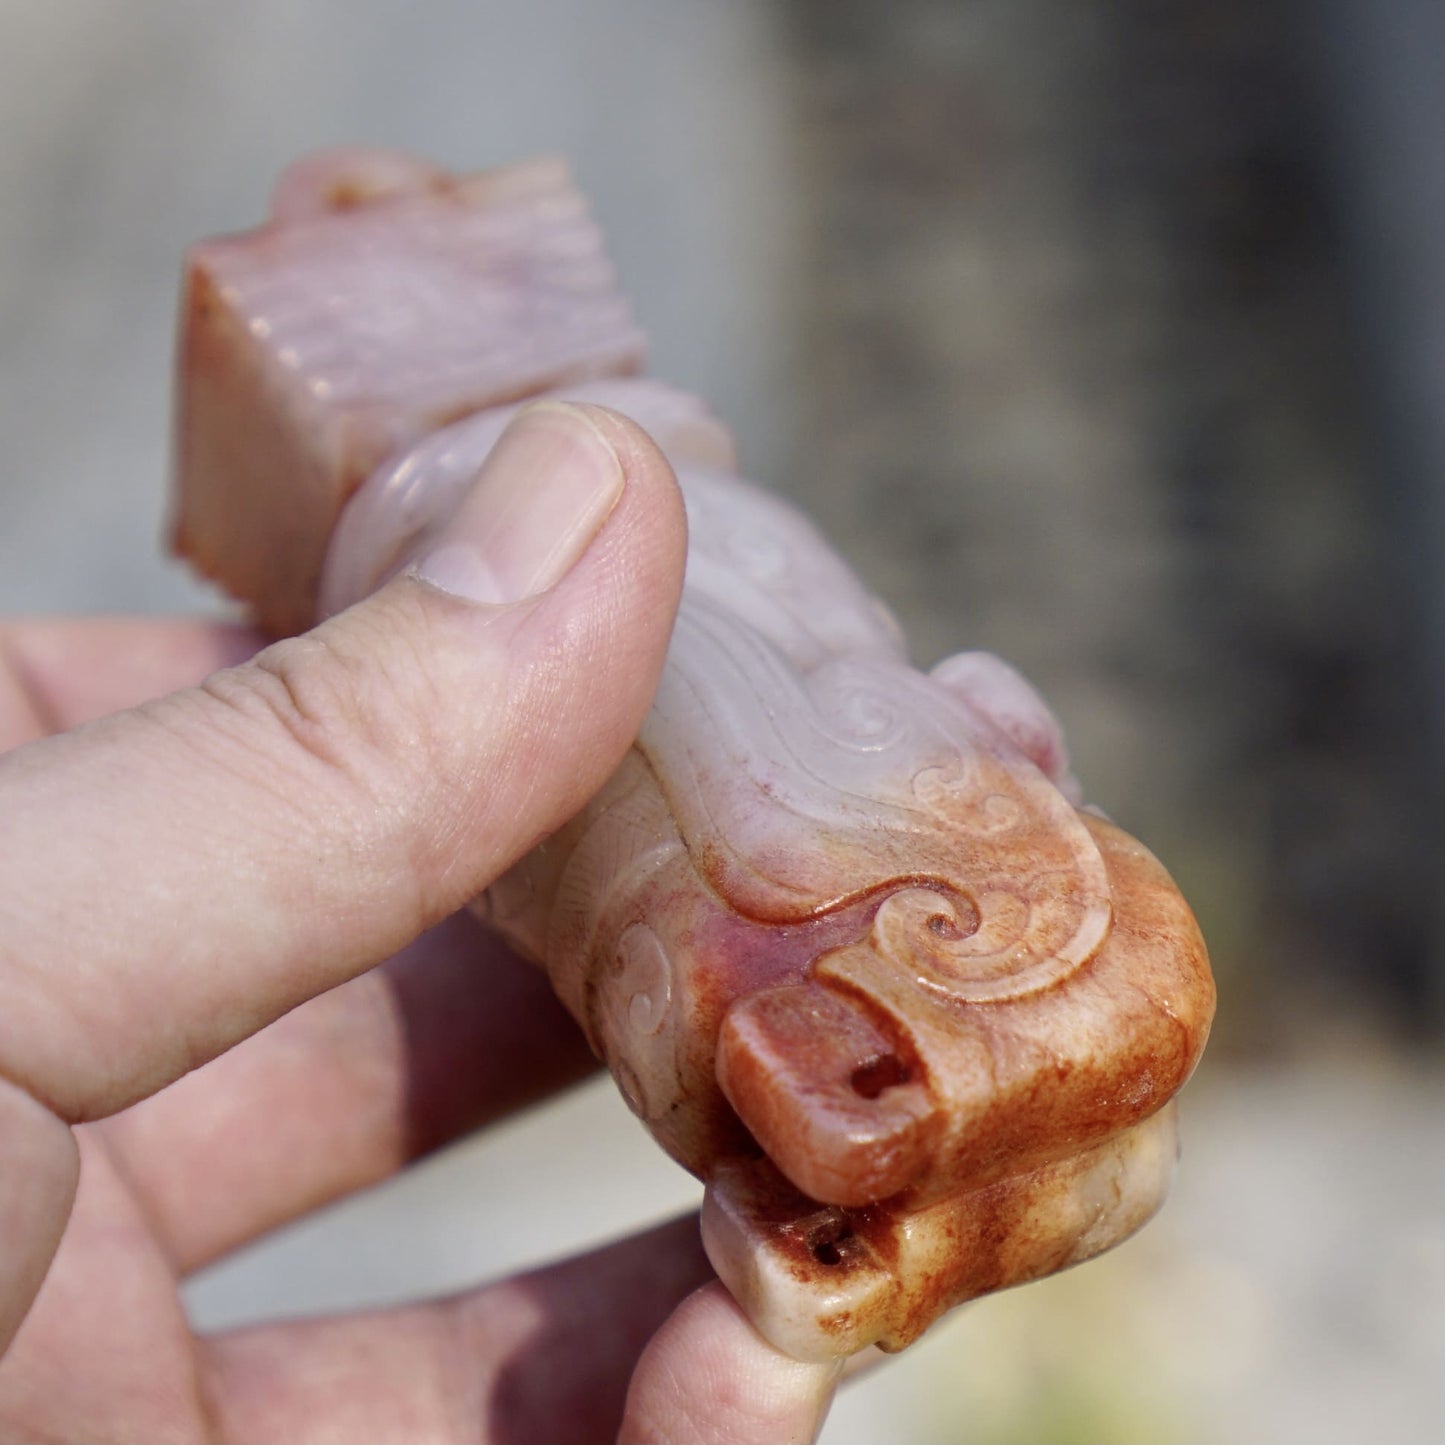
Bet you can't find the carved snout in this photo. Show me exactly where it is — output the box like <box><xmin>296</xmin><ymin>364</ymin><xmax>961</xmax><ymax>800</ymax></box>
<box><xmin>716</xmin><ymin>980</ymin><xmax>944</xmax><ymax>1206</ymax></box>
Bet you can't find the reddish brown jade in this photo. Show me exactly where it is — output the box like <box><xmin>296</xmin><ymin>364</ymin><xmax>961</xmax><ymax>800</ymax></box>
<box><xmin>172</xmin><ymin>150</ymin><xmax>1215</xmax><ymax>1362</ymax></box>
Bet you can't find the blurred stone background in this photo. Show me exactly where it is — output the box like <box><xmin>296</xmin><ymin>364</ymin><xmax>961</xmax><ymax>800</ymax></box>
<box><xmin>1</xmin><ymin>0</ymin><xmax>1441</xmax><ymax>1440</ymax></box>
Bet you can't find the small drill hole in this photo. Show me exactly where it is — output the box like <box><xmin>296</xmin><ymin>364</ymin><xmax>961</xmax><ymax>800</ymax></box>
<box><xmin>850</xmin><ymin>1053</ymin><xmax>910</xmax><ymax>1100</ymax></box>
<box><xmin>807</xmin><ymin>1220</ymin><xmax>854</xmax><ymax>1267</ymax></box>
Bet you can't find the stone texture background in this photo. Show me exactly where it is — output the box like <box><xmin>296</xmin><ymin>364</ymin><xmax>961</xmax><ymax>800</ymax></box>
<box><xmin>2</xmin><ymin>1</ymin><xmax>1441</xmax><ymax>1439</ymax></box>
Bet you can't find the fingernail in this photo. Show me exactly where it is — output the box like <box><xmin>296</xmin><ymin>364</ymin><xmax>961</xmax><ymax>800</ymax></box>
<box><xmin>410</xmin><ymin>402</ymin><xmax>624</xmax><ymax>604</ymax></box>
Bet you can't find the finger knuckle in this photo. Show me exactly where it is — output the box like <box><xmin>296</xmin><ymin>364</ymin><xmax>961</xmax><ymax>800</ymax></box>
<box><xmin>199</xmin><ymin>627</ymin><xmax>437</xmax><ymax>839</ymax></box>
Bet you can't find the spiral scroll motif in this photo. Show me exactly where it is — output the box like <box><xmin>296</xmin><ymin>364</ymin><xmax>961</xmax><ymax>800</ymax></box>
<box><xmin>868</xmin><ymin>876</ymin><xmax>1112</xmax><ymax>1004</ymax></box>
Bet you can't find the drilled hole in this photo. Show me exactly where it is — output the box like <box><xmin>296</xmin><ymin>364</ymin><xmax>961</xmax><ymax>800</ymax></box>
<box><xmin>850</xmin><ymin>1053</ymin><xmax>910</xmax><ymax>1100</ymax></box>
<box><xmin>808</xmin><ymin>1220</ymin><xmax>854</xmax><ymax>1267</ymax></box>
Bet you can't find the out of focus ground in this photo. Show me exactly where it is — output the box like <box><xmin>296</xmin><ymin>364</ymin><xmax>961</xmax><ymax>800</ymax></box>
<box><xmin>2</xmin><ymin>1</ymin><xmax>1441</xmax><ymax>1440</ymax></box>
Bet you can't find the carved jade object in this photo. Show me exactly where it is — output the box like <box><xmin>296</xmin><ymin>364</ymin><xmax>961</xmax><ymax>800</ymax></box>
<box><xmin>171</xmin><ymin>150</ymin><xmax>1215</xmax><ymax>1361</ymax></box>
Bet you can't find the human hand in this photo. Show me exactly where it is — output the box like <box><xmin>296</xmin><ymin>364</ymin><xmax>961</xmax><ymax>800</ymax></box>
<box><xmin>0</xmin><ymin>405</ymin><xmax>841</xmax><ymax>1444</ymax></box>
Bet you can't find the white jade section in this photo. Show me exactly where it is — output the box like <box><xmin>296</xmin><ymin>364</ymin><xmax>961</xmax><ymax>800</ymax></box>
<box><xmin>198</xmin><ymin>159</ymin><xmax>639</xmax><ymax>434</ymax></box>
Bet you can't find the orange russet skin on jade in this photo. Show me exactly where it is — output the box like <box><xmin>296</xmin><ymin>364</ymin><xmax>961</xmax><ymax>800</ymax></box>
<box><xmin>171</xmin><ymin>149</ymin><xmax>1215</xmax><ymax>1362</ymax></box>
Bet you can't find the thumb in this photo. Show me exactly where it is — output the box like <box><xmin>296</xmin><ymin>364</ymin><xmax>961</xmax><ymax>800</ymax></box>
<box><xmin>0</xmin><ymin>402</ymin><xmax>687</xmax><ymax>1123</ymax></box>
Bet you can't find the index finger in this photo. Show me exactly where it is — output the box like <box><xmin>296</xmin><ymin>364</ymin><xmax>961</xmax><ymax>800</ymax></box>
<box><xmin>0</xmin><ymin>618</ymin><xmax>263</xmax><ymax>751</ymax></box>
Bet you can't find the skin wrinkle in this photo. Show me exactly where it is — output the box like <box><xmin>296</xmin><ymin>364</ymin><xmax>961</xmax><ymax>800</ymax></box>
<box><xmin>208</xmin><ymin>589</ymin><xmax>474</xmax><ymax>823</ymax></box>
<box><xmin>135</xmin><ymin>684</ymin><xmax>375</xmax><ymax>911</ymax></box>
<box><xmin>195</xmin><ymin>648</ymin><xmax>429</xmax><ymax>883</ymax></box>
<box><xmin>192</xmin><ymin>614</ymin><xmax>495</xmax><ymax>959</ymax></box>
<box><xmin>240</xmin><ymin>635</ymin><xmax>370</xmax><ymax>775</ymax></box>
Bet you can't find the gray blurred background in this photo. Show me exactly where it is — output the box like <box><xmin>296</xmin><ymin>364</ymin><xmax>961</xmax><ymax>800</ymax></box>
<box><xmin>2</xmin><ymin>0</ymin><xmax>1442</xmax><ymax>1440</ymax></box>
